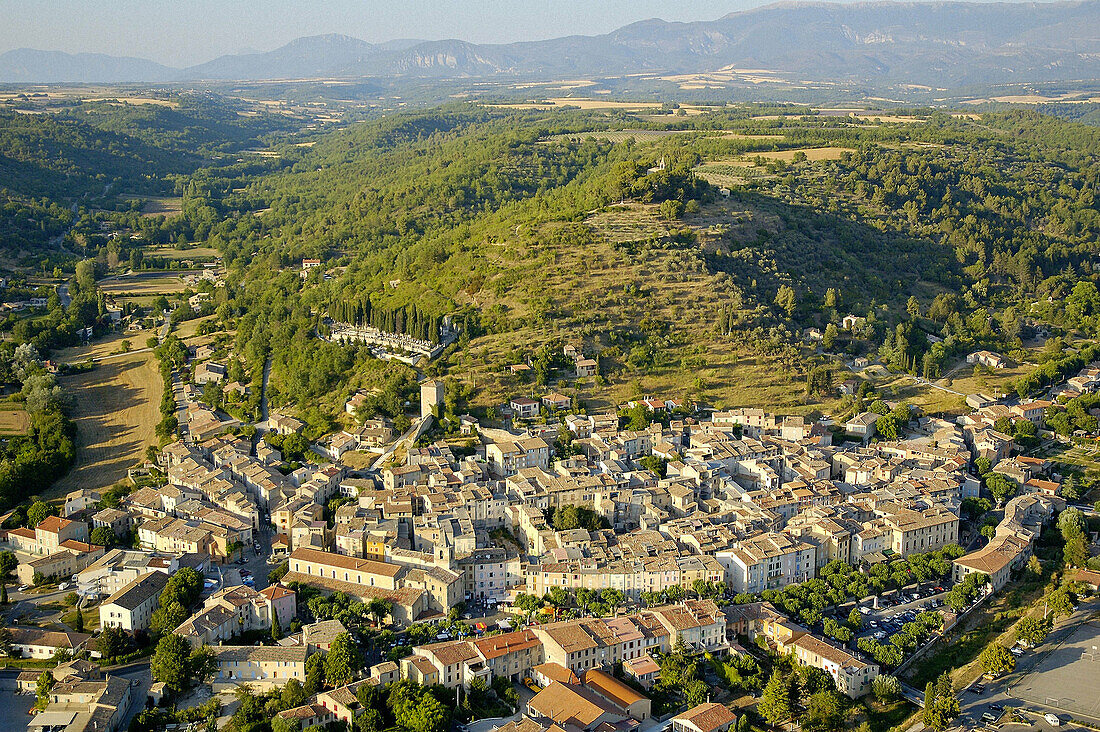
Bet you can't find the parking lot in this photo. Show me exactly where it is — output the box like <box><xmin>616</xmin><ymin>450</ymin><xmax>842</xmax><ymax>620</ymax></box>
<box><xmin>853</xmin><ymin>585</ymin><xmax>950</xmax><ymax>641</ymax></box>
<box><xmin>1011</xmin><ymin>618</ymin><xmax>1100</xmax><ymax>721</ymax></box>
<box><xmin>955</xmin><ymin>599</ymin><xmax>1100</xmax><ymax>732</ymax></box>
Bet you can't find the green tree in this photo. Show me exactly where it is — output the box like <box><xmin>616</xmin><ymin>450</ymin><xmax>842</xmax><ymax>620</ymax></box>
<box><xmin>759</xmin><ymin>670</ymin><xmax>793</xmax><ymax>726</ymax></box>
<box><xmin>1065</xmin><ymin>532</ymin><xmax>1089</xmax><ymax>568</ymax></box>
<box><xmin>974</xmin><ymin>456</ymin><xmax>992</xmax><ymax>476</ymax></box>
<box><xmin>848</xmin><ymin>608</ymin><xmax>864</xmax><ymax>630</ymax></box>
<box><xmin>802</xmin><ymin>690</ymin><xmax>844</xmax><ymax>732</ymax></box>
<box><xmin>823</xmin><ymin>323</ymin><xmax>839</xmax><ymax>350</ymax></box>
<box><xmin>96</xmin><ymin>626</ymin><xmax>129</xmax><ymax>660</ymax></box>
<box><xmin>280</xmin><ymin>677</ymin><xmax>307</xmax><ymax>709</ymax></box>
<box><xmin>985</xmin><ymin>474</ymin><xmax>1017</xmax><ymax>507</ymax></box>
<box><xmin>871</xmin><ymin>675</ymin><xmax>901</xmax><ymax>702</ymax></box>
<box><xmin>356</xmin><ymin>707</ymin><xmax>384</xmax><ymax>732</ymax></box>
<box><xmin>368</xmin><ymin>598</ymin><xmax>391</xmax><ymax>626</ymax></box>
<box><xmin>272</xmin><ymin>717</ymin><xmax>300</xmax><ymax>732</ymax></box>
<box><xmin>775</xmin><ymin>285</ymin><xmax>797</xmax><ymax>317</ymax></box>
<box><xmin>324</xmin><ymin>632</ymin><xmax>359</xmax><ymax>687</ymax></box>
<box><xmin>926</xmin><ymin>693</ymin><xmax>960</xmax><ymax>731</ymax></box>
<box><xmin>34</xmin><ymin>671</ymin><xmax>54</xmax><ymax>711</ymax></box>
<box><xmin>685</xmin><ymin>679</ymin><xmax>709</xmax><ymax>707</ymax></box>
<box><xmin>160</xmin><ymin>566</ymin><xmax>202</xmax><ymax>610</ymax></box>
<box><xmin>1046</xmin><ymin>587</ymin><xmax>1076</xmax><ymax>618</ymax></box>
<box><xmin>601</xmin><ymin>588</ymin><xmax>625</xmax><ymax>614</ymax></box>
<box><xmin>26</xmin><ymin>501</ymin><xmax>55</xmax><ymax>528</ymax></box>
<box><xmin>151</xmin><ymin>633</ymin><xmax>194</xmax><ymax>694</ymax></box>
<box><xmin>979</xmin><ymin>644</ymin><xmax>1016</xmax><ymax>676</ymax></box>
<box><xmin>514</xmin><ymin>592</ymin><xmax>542</xmax><ymax>620</ymax></box>
<box><xmin>1015</xmin><ymin>616</ymin><xmax>1051</xmax><ymax>647</ymax></box>
<box><xmin>304</xmin><ymin>651</ymin><xmax>325</xmax><ymax>694</ymax></box>
<box><xmin>150</xmin><ymin>600</ymin><xmax>187</xmax><ymax>634</ymax></box>
<box><xmin>90</xmin><ymin>526</ymin><xmax>116</xmax><ymax>547</ymax></box>
<box><xmin>1058</xmin><ymin>508</ymin><xmax>1087</xmax><ymax>541</ymax></box>
<box><xmin>907</xmin><ymin>296</ymin><xmax>921</xmax><ymax>319</ymax></box>
<box><xmin>271</xmin><ymin>606</ymin><xmax>282</xmax><ymax>641</ymax></box>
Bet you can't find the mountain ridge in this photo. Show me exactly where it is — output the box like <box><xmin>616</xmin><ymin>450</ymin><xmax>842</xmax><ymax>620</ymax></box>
<box><xmin>3</xmin><ymin>0</ymin><xmax>1100</xmax><ymax>86</ymax></box>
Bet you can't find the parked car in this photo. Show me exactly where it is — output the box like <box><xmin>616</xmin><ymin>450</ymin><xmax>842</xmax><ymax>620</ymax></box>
<box><xmin>982</xmin><ymin>712</ymin><xmax>997</xmax><ymax>723</ymax></box>
<box><xmin>18</xmin><ymin>584</ymin><xmax>29</xmax><ymax>592</ymax></box>
<box><xmin>1044</xmin><ymin>713</ymin><xmax>1061</xmax><ymax>727</ymax></box>
<box><xmin>58</xmin><ymin>582</ymin><xmax>70</xmax><ymax>591</ymax></box>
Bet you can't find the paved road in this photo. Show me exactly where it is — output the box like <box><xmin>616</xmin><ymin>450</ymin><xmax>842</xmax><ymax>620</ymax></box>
<box><xmin>3</xmin><ymin>586</ymin><xmax>72</xmax><ymax>625</ymax></box>
<box><xmin>955</xmin><ymin>599</ymin><xmax>1100</xmax><ymax>731</ymax></box>
<box><xmin>0</xmin><ymin>688</ymin><xmax>33</xmax><ymax>732</ymax></box>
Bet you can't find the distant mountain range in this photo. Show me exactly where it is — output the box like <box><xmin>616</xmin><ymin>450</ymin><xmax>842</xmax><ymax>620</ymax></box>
<box><xmin>4</xmin><ymin>1</ymin><xmax>1100</xmax><ymax>87</ymax></box>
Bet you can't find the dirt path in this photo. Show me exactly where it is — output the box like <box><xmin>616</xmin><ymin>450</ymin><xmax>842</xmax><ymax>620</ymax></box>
<box><xmin>50</xmin><ymin>351</ymin><xmax>163</xmax><ymax>495</ymax></box>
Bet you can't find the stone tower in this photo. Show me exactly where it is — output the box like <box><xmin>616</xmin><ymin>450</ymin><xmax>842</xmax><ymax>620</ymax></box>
<box><xmin>420</xmin><ymin>379</ymin><xmax>445</xmax><ymax>419</ymax></box>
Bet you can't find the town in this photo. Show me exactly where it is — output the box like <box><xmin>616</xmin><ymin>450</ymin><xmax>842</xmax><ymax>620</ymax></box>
<box><xmin>2</xmin><ymin>335</ymin><xmax>1098</xmax><ymax>732</ymax></box>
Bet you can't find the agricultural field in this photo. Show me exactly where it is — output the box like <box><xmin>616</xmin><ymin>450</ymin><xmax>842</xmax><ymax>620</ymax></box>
<box><xmin>144</xmin><ymin>244</ymin><xmax>221</xmax><ymax>260</ymax></box>
<box><xmin>120</xmin><ymin>194</ymin><xmax>183</xmax><ymax>217</ymax></box>
<box><xmin>541</xmin><ymin>130</ymin><xmax>783</xmax><ymax>144</ymax></box>
<box><xmin>53</xmin><ymin>330</ymin><xmax>153</xmax><ymax>363</ymax></box>
<box><xmin>0</xmin><ymin>406</ymin><xmax>30</xmax><ymax>436</ymax></box>
<box><xmin>495</xmin><ymin>98</ymin><xmax>666</xmax><ymax>111</ymax></box>
<box><xmin>98</xmin><ymin>272</ymin><xmax>186</xmax><ymax>295</ymax></box>
<box><xmin>51</xmin><ymin>350</ymin><xmax>162</xmax><ymax>494</ymax></box>
<box><xmin>748</xmin><ymin>146</ymin><xmax>853</xmax><ymax>162</ymax></box>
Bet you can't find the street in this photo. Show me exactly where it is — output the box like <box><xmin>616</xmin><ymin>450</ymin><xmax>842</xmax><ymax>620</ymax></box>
<box><xmin>955</xmin><ymin>599</ymin><xmax>1100</xmax><ymax>732</ymax></box>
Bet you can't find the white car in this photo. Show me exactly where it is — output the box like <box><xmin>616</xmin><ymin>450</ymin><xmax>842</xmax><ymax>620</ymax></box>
<box><xmin>58</xmin><ymin>582</ymin><xmax>70</xmax><ymax>591</ymax></box>
<box><xmin>1010</xmin><ymin>647</ymin><xmax>1024</xmax><ymax>656</ymax></box>
<box><xmin>18</xmin><ymin>584</ymin><xmax>29</xmax><ymax>592</ymax></box>
<box><xmin>1044</xmin><ymin>713</ymin><xmax>1060</xmax><ymax>727</ymax></box>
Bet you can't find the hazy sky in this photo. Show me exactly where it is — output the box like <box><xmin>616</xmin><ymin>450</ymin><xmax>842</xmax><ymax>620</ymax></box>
<box><xmin>5</xmin><ymin>0</ymin><xmax>823</xmax><ymax>66</ymax></box>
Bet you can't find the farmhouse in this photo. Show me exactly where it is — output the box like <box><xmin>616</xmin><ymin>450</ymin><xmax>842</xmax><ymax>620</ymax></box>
<box><xmin>966</xmin><ymin>350</ymin><xmax>1008</xmax><ymax>369</ymax></box>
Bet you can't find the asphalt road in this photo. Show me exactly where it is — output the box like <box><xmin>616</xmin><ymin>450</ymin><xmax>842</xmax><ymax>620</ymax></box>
<box><xmin>956</xmin><ymin>599</ymin><xmax>1100</xmax><ymax>731</ymax></box>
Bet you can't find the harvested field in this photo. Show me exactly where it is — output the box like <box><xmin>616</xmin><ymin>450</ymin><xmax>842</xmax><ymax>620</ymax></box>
<box><xmin>853</xmin><ymin>114</ymin><xmax>923</xmax><ymax>124</ymax></box>
<box><xmin>53</xmin><ymin>331</ymin><xmax>150</xmax><ymax>362</ymax></box>
<box><xmin>144</xmin><ymin>244</ymin><xmax>220</xmax><ymax>260</ymax></box>
<box><xmin>99</xmin><ymin>272</ymin><xmax>185</xmax><ymax>295</ymax></box>
<box><xmin>0</xmin><ymin>407</ymin><xmax>30</xmax><ymax>435</ymax></box>
<box><xmin>51</xmin><ymin>351</ymin><xmax>162</xmax><ymax>494</ymax></box>
<box><xmin>495</xmin><ymin>98</ymin><xmax>664</xmax><ymax>111</ymax></box>
<box><xmin>543</xmin><ymin>130</ymin><xmax>783</xmax><ymax>144</ymax></box>
<box><xmin>749</xmin><ymin>147</ymin><xmax>853</xmax><ymax>162</ymax></box>
<box><xmin>141</xmin><ymin>197</ymin><xmax>183</xmax><ymax>216</ymax></box>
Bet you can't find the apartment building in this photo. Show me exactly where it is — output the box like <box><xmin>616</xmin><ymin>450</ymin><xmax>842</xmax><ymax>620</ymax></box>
<box><xmin>717</xmin><ymin>532</ymin><xmax>816</xmax><ymax>594</ymax></box>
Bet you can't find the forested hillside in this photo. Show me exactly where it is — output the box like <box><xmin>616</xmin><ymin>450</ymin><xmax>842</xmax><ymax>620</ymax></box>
<box><xmin>0</xmin><ymin>98</ymin><xmax>296</xmax><ymax>256</ymax></box>
<box><xmin>89</xmin><ymin>104</ymin><xmax>1090</xmax><ymax>422</ymax></box>
<box><xmin>4</xmin><ymin>102</ymin><xmax>1100</xmax><ymax>424</ymax></box>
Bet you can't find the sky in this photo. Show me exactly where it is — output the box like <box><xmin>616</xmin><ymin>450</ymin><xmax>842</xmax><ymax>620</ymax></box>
<box><xmin>4</xmin><ymin>0</ymin><xmax>823</xmax><ymax>66</ymax></box>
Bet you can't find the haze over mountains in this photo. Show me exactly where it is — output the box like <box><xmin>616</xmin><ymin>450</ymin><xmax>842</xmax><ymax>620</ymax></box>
<box><xmin>4</xmin><ymin>1</ymin><xmax>1100</xmax><ymax>87</ymax></box>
